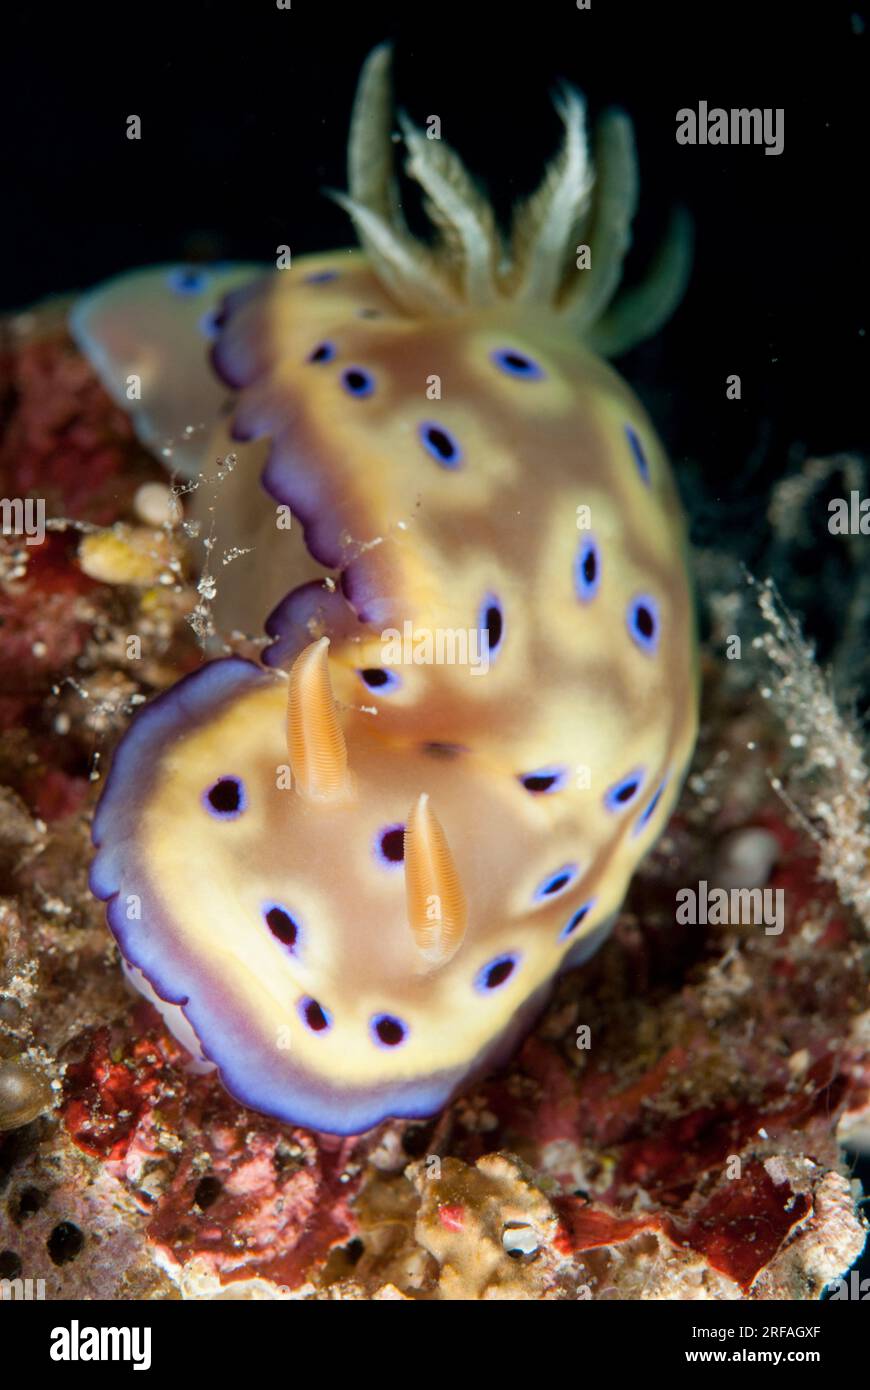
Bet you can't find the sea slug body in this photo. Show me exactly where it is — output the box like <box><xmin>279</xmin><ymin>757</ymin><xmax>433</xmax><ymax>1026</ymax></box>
<box><xmin>75</xmin><ymin>46</ymin><xmax>698</xmax><ymax>1134</ymax></box>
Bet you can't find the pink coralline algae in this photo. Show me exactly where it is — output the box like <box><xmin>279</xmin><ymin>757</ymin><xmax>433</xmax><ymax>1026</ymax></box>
<box><xmin>1</xmin><ymin>313</ymin><xmax>146</xmax><ymax>524</ymax></box>
<box><xmin>553</xmin><ymin>1163</ymin><xmax>813</xmax><ymax>1294</ymax></box>
<box><xmin>62</xmin><ymin>1012</ymin><xmax>362</xmax><ymax>1291</ymax></box>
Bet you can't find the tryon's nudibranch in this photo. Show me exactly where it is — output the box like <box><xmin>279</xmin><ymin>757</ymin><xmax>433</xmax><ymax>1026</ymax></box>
<box><xmin>77</xmin><ymin>45</ymin><xmax>698</xmax><ymax>1134</ymax></box>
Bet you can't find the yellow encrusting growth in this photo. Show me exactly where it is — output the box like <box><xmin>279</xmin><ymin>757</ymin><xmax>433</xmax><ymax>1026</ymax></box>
<box><xmin>78</xmin><ymin>525</ymin><xmax>174</xmax><ymax>587</ymax></box>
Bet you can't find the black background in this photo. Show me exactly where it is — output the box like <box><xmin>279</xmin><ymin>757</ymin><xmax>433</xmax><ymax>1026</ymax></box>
<box><xmin>5</xmin><ymin>0</ymin><xmax>868</xmax><ymax>471</ymax></box>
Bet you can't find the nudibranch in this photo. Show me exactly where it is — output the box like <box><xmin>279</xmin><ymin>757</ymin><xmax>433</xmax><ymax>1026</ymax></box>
<box><xmin>77</xmin><ymin>46</ymin><xmax>698</xmax><ymax>1134</ymax></box>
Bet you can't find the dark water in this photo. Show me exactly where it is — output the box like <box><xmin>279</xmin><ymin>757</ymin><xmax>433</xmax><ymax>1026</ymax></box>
<box><xmin>6</xmin><ymin>2</ymin><xmax>866</xmax><ymax>446</ymax></box>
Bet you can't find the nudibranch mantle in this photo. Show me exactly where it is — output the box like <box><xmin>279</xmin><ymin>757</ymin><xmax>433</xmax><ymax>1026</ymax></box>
<box><xmin>79</xmin><ymin>45</ymin><xmax>699</xmax><ymax>1135</ymax></box>
<box><xmin>91</xmin><ymin>656</ymin><xmax>618</xmax><ymax>1131</ymax></box>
